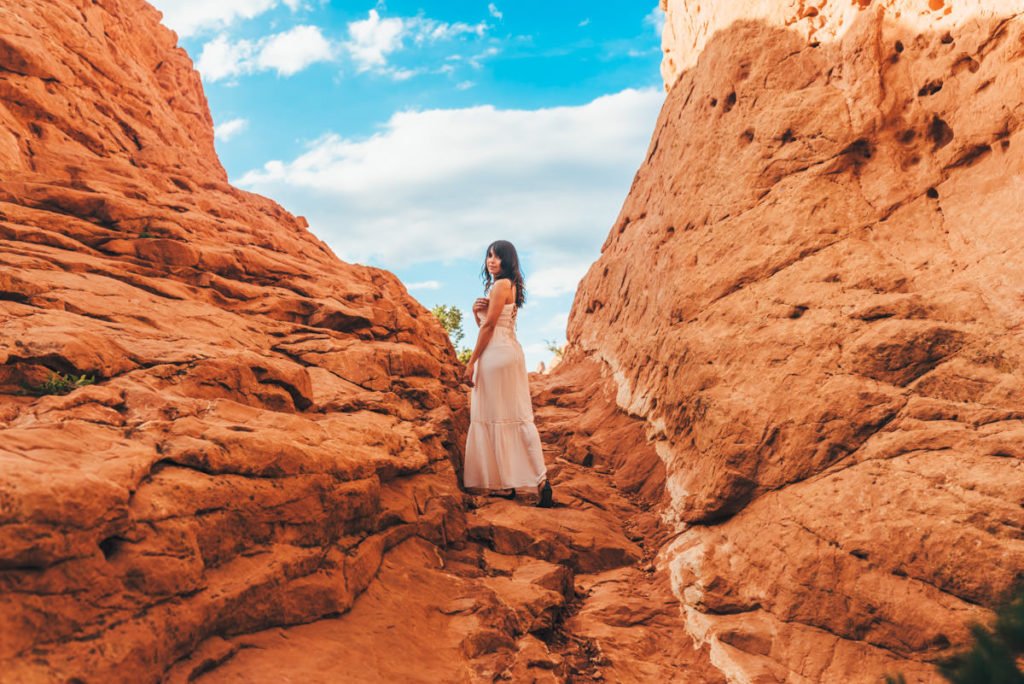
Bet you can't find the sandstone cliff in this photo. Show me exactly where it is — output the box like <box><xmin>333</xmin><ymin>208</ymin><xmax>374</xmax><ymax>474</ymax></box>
<box><xmin>567</xmin><ymin>1</ymin><xmax>1024</xmax><ymax>681</ymax></box>
<box><xmin>0</xmin><ymin>2</ymin><xmax>725</xmax><ymax>682</ymax></box>
<box><xmin>0</xmin><ymin>1</ymin><xmax>469</xmax><ymax>680</ymax></box>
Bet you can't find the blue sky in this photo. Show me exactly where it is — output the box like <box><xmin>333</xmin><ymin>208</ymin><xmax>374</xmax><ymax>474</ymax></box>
<box><xmin>151</xmin><ymin>0</ymin><xmax>666</xmax><ymax>369</ymax></box>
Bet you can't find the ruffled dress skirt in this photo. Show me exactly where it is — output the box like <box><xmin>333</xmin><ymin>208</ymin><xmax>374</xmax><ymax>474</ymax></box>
<box><xmin>463</xmin><ymin>304</ymin><xmax>547</xmax><ymax>489</ymax></box>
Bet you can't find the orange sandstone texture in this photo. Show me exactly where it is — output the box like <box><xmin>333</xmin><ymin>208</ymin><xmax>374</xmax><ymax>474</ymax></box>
<box><xmin>566</xmin><ymin>2</ymin><xmax>1024</xmax><ymax>682</ymax></box>
<box><xmin>0</xmin><ymin>0</ymin><xmax>468</xmax><ymax>681</ymax></box>
<box><xmin>658</xmin><ymin>0</ymin><xmax>1024</xmax><ymax>89</ymax></box>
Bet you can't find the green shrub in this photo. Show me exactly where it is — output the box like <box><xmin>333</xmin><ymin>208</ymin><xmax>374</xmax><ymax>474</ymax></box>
<box><xmin>431</xmin><ymin>304</ymin><xmax>473</xmax><ymax>363</ymax></box>
<box><xmin>22</xmin><ymin>372</ymin><xmax>95</xmax><ymax>396</ymax></box>
<box><xmin>938</xmin><ymin>591</ymin><xmax>1024</xmax><ymax>684</ymax></box>
<box><xmin>886</xmin><ymin>590</ymin><xmax>1024</xmax><ymax>684</ymax></box>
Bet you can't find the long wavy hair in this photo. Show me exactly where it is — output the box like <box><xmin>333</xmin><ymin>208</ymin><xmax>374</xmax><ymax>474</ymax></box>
<box><xmin>480</xmin><ymin>240</ymin><xmax>526</xmax><ymax>309</ymax></box>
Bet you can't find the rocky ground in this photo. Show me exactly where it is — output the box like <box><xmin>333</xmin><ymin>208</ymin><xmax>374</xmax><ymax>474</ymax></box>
<box><xmin>165</xmin><ymin>360</ymin><xmax>725</xmax><ymax>683</ymax></box>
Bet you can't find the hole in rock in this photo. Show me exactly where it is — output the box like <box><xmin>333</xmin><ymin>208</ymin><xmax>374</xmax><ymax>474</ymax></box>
<box><xmin>899</xmin><ymin>129</ymin><xmax>916</xmax><ymax>144</ymax></box>
<box><xmin>917</xmin><ymin>80</ymin><xmax>943</xmax><ymax>96</ymax></box>
<box><xmin>741</xmin><ymin>129</ymin><xmax>755</xmax><ymax>143</ymax></box>
<box><xmin>99</xmin><ymin>536</ymin><xmax>125</xmax><ymax>560</ymax></box>
<box><xmin>894</xmin><ymin>40</ymin><xmax>905</xmax><ymax>53</ymax></box>
<box><xmin>843</xmin><ymin>138</ymin><xmax>873</xmax><ymax>160</ymax></box>
<box><xmin>928</xmin><ymin>116</ymin><xmax>954</xmax><ymax>149</ymax></box>
<box><xmin>941</xmin><ymin>32</ymin><xmax>954</xmax><ymax>44</ymax></box>
<box><xmin>582</xmin><ymin>453</ymin><xmax>594</xmax><ymax>468</ymax></box>
<box><xmin>710</xmin><ymin>97</ymin><xmax>718</xmax><ymax>107</ymax></box>
<box><xmin>946</xmin><ymin>144</ymin><xmax>992</xmax><ymax>169</ymax></box>
<box><xmin>29</xmin><ymin>123</ymin><xmax>43</xmax><ymax>138</ymax></box>
<box><xmin>953</xmin><ymin>55</ymin><xmax>980</xmax><ymax>74</ymax></box>
<box><xmin>1001</xmin><ymin>139</ymin><xmax>1010</xmax><ymax>150</ymax></box>
<box><xmin>926</xmin><ymin>187</ymin><xmax>939</xmax><ymax>199</ymax></box>
<box><xmin>780</xmin><ymin>129</ymin><xmax>795</xmax><ymax>144</ymax></box>
<box><xmin>723</xmin><ymin>92</ymin><xmax>737</xmax><ymax>113</ymax></box>
<box><xmin>788</xmin><ymin>306</ymin><xmax>808</xmax><ymax>319</ymax></box>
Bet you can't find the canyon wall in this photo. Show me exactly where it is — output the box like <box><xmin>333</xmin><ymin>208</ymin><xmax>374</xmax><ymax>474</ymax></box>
<box><xmin>0</xmin><ymin>1</ymin><xmax>468</xmax><ymax>680</ymax></box>
<box><xmin>568</xmin><ymin>1</ymin><xmax>1024</xmax><ymax>681</ymax></box>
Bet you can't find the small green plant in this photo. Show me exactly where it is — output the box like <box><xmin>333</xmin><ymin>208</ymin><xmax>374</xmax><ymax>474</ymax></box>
<box><xmin>544</xmin><ymin>338</ymin><xmax>565</xmax><ymax>359</ymax></box>
<box><xmin>431</xmin><ymin>304</ymin><xmax>473</xmax><ymax>363</ymax></box>
<box><xmin>22</xmin><ymin>371</ymin><xmax>95</xmax><ymax>396</ymax></box>
<box><xmin>139</xmin><ymin>230</ymin><xmax>154</xmax><ymax>238</ymax></box>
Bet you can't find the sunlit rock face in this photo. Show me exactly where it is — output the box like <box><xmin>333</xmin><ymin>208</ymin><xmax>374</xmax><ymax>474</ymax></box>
<box><xmin>659</xmin><ymin>0</ymin><xmax>1024</xmax><ymax>89</ymax></box>
<box><xmin>0</xmin><ymin>1</ymin><xmax>468</xmax><ymax>680</ymax></box>
<box><xmin>568</xmin><ymin>2</ymin><xmax>1024</xmax><ymax>681</ymax></box>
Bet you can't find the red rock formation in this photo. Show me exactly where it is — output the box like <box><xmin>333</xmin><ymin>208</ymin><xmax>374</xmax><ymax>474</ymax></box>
<box><xmin>0</xmin><ymin>2</ymin><xmax>724</xmax><ymax>682</ymax></box>
<box><xmin>567</xmin><ymin>2</ymin><xmax>1024</xmax><ymax>681</ymax></box>
<box><xmin>0</xmin><ymin>1</ymin><xmax>469</xmax><ymax>680</ymax></box>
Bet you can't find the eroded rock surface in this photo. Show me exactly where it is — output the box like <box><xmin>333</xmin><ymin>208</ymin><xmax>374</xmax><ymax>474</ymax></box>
<box><xmin>658</xmin><ymin>0</ymin><xmax>1024</xmax><ymax>89</ymax></box>
<box><xmin>568</xmin><ymin>3</ymin><xmax>1024</xmax><ymax>681</ymax></box>
<box><xmin>162</xmin><ymin>360</ymin><xmax>723</xmax><ymax>683</ymax></box>
<box><xmin>0</xmin><ymin>1</ymin><xmax>467</xmax><ymax>681</ymax></box>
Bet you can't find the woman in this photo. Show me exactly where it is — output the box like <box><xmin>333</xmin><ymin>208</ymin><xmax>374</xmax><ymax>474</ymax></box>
<box><xmin>462</xmin><ymin>240</ymin><xmax>553</xmax><ymax>507</ymax></box>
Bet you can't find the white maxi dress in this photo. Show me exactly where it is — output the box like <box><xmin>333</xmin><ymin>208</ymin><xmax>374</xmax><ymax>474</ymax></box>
<box><xmin>463</xmin><ymin>301</ymin><xmax>547</xmax><ymax>489</ymax></box>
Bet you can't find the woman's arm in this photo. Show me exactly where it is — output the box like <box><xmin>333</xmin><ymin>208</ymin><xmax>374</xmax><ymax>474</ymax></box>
<box><xmin>464</xmin><ymin>281</ymin><xmax>510</xmax><ymax>384</ymax></box>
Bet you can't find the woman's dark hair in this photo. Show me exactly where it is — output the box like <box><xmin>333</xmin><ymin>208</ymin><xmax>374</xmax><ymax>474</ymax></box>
<box><xmin>480</xmin><ymin>240</ymin><xmax>526</xmax><ymax>308</ymax></box>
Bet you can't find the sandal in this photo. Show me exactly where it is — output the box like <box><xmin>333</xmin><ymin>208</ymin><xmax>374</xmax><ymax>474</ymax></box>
<box><xmin>536</xmin><ymin>480</ymin><xmax>554</xmax><ymax>508</ymax></box>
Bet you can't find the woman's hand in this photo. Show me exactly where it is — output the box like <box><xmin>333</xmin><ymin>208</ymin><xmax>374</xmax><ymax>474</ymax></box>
<box><xmin>472</xmin><ymin>297</ymin><xmax>488</xmax><ymax>318</ymax></box>
<box><xmin>463</xmin><ymin>361</ymin><xmax>476</xmax><ymax>387</ymax></box>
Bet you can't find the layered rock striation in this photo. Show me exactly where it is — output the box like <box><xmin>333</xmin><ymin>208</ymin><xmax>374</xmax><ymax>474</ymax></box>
<box><xmin>568</xmin><ymin>1</ymin><xmax>1024</xmax><ymax>681</ymax></box>
<box><xmin>0</xmin><ymin>1</ymin><xmax>468</xmax><ymax>680</ymax></box>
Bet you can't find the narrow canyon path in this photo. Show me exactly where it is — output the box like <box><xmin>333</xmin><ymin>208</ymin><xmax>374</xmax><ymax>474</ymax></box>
<box><xmin>164</xmin><ymin>360</ymin><xmax>722</xmax><ymax>683</ymax></box>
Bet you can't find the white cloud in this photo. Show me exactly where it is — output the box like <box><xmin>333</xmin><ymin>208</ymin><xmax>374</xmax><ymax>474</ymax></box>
<box><xmin>644</xmin><ymin>5</ymin><xmax>665</xmax><ymax>37</ymax></box>
<box><xmin>345</xmin><ymin>9</ymin><xmax>405</xmax><ymax>72</ymax></box>
<box><xmin>408</xmin><ymin>18</ymin><xmax>488</xmax><ymax>44</ymax></box>
<box><xmin>152</xmin><ymin>0</ymin><xmax>286</xmax><ymax>38</ymax></box>
<box><xmin>257</xmin><ymin>25</ymin><xmax>335</xmax><ymax>75</ymax></box>
<box><xmin>488</xmin><ymin>3</ymin><xmax>503</xmax><ymax>20</ymax></box>
<box><xmin>197</xmin><ymin>25</ymin><xmax>333</xmax><ymax>81</ymax></box>
<box><xmin>407</xmin><ymin>280</ymin><xmax>442</xmax><ymax>291</ymax></box>
<box><xmin>542</xmin><ymin>311</ymin><xmax>570</xmax><ymax>332</ymax></box>
<box><xmin>528</xmin><ymin>265</ymin><xmax>590</xmax><ymax>299</ymax></box>
<box><xmin>578</xmin><ymin>18</ymin><xmax>591</xmax><ymax>27</ymax></box>
<box><xmin>455</xmin><ymin>80</ymin><xmax>474</xmax><ymax>90</ymax></box>
<box><xmin>197</xmin><ymin>34</ymin><xmax>257</xmax><ymax>81</ymax></box>
<box><xmin>214</xmin><ymin>117</ymin><xmax>249</xmax><ymax>141</ymax></box>
<box><xmin>468</xmin><ymin>46</ymin><xmax>500</xmax><ymax>68</ymax></box>
<box><xmin>236</xmin><ymin>88</ymin><xmax>665</xmax><ymax>277</ymax></box>
<box><xmin>342</xmin><ymin>10</ymin><xmax>491</xmax><ymax>76</ymax></box>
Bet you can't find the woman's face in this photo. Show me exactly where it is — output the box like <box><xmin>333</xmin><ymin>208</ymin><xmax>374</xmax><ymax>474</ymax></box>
<box><xmin>486</xmin><ymin>249</ymin><xmax>502</xmax><ymax>276</ymax></box>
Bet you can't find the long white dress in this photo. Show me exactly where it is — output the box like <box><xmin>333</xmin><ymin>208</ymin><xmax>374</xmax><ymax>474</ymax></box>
<box><xmin>463</xmin><ymin>301</ymin><xmax>547</xmax><ymax>489</ymax></box>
